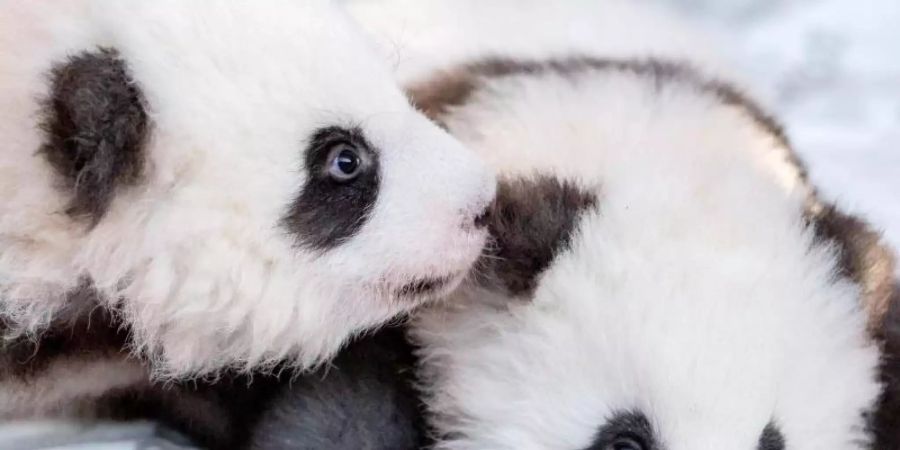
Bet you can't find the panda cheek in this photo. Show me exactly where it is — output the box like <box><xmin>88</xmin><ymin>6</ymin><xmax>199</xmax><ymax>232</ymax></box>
<box><xmin>281</xmin><ymin>127</ymin><xmax>381</xmax><ymax>251</ymax></box>
<box><xmin>39</xmin><ymin>47</ymin><xmax>150</xmax><ymax>225</ymax></box>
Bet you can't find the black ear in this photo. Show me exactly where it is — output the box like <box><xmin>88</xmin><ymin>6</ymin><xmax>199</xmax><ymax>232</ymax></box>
<box><xmin>476</xmin><ymin>175</ymin><xmax>599</xmax><ymax>297</ymax></box>
<box><xmin>39</xmin><ymin>47</ymin><xmax>148</xmax><ymax>224</ymax></box>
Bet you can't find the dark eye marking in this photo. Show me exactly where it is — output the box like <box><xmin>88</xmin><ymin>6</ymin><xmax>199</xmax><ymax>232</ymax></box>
<box><xmin>476</xmin><ymin>174</ymin><xmax>599</xmax><ymax>297</ymax></box>
<box><xmin>39</xmin><ymin>47</ymin><xmax>149</xmax><ymax>224</ymax></box>
<box><xmin>758</xmin><ymin>421</ymin><xmax>786</xmax><ymax>450</ymax></box>
<box><xmin>584</xmin><ymin>411</ymin><xmax>657</xmax><ymax>450</ymax></box>
<box><xmin>282</xmin><ymin>126</ymin><xmax>380</xmax><ymax>250</ymax></box>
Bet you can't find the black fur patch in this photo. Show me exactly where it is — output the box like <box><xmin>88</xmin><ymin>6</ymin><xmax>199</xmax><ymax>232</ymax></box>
<box><xmin>809</xmin><ymin>204</ymin><xmax>897</xmax><ymax>330</ymax></box>
<box><xmin>870</xmin><ymin>284</ymin><xmax>900</xmax><ymax>449</ymax></box>
<box><xmin>99</xmin><ymin>327</ymin><xmax>425</xmax><ymax>450</ymax></box>
<box><xmin>98</xmin><ymin>371</ymin><xmax>284</xmax><ymax>450</ymax></box>
<box><xmin>584</xmin><ymin>410</ymin><xmax>658</xmax><ymax>450</ymax></box>
<box><xmin>282</xmin><ymin>127</ymin><xmax>380</xmax><ymax>250</ymax></box>
<box><xmin>476</xmin><ymin>175</ymin><xmax>598</xmax><ymax>297</ymax></box>
<box><xmin>758</xmin><ymin>422</ymin><xmax>786</xmax><ymax>450</ymax></box>
<box><xmin>39</xmin><ymin>48</ymin><xmax>149</xmax><ymax>224</ymax></box>
<box><xmin>0</xmin><ymin>281</ymin><xmax>132</xmax><ymax>381</ymax></box>
<box><xmin>247</xmin><ymin>327</ymin><xmax>424</xmax><ymax>450</ymax></box>
<box><xmin>807</xmin><ymin>205</ymin><xmax>899</xmax><ymax>446</ymax></box>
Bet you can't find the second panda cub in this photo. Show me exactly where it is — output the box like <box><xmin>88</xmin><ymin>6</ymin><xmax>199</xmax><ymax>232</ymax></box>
<box><xmin>406</xmin><ymin>57</ymin><xmax>895</xmax><ymax>449</ymax></box>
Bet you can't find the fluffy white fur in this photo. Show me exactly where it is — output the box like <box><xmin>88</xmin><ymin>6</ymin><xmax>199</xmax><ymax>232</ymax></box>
<box><xmin>349</xmin><ymin>1</ymin><xmax>882</xmax><ymax>449</ymax></box>
<box><xmin>0</xmin><ymin>1</ymin><xmax>494</xmax><ymax>378</ymax></box>
<box><xmin>414</xmin><ymin>69</ymin><xmax>880</xmax><ymax>450</ymax></box>
<box><xmin>346</xmin><ymin>0</ymin><xmax>809</xmax><ymax>197</ymax></box>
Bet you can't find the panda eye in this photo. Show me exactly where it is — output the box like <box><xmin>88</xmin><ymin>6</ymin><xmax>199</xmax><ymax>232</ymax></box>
<box><xmin>606</xmin><ymin>434</ymin><xmax>646</xmax><ymax>450</ymax></box>
<box><xmin>326</xmin><ymin>142</ymin><xmax>363</xmax><ymax>181</ymax></box>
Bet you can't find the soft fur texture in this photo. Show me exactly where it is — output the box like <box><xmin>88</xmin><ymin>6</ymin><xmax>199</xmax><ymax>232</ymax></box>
<box><xmin>0</xmin><ymin>0</ymin><xmax>496</xmax><ymax>387</ymax></box>
<box><xmin>346</xmin><ymin>0</ymin><xmax>810</xmax><ymax>198</ymax></box>
<box><xmin>409</xmin><ymin>56</ymin><xmax>885</xmax><ymax>450</ymax></box>
<box><xmin>345</xmin><ymin>1</ymin><xmax>893</xmax><ymax>448</ymax></box>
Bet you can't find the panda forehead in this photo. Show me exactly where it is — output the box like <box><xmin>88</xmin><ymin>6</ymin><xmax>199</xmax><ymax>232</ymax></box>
<box><xmin>105</xmin><ymin>2</ymin><xmax>408</xmax><ymax>129</ymax></box>
<box><xmin>36</xmin><ymin>1</ymin><xmax>412</xmax><ymax>226</ymax></box>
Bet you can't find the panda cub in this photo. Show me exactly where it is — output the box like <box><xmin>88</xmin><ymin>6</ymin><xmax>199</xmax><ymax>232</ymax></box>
<box><xmin>0</xmin><ymin>0</ymin><xmax>495</xmax><ymax>419</ymax></box>
<box><xmin>405</xmin><ymin>57</ymin><xmax>898</xmax><ymax>448</ymax></box>
<box><xmin>404</xmin><ymin>59</ymin><xmax>897</xmax><ymax>450</ymax></box>
<box><xmin>341</xmin><ymin>0</ymin><xmax>898</xmax><ymax>447</ymax></box>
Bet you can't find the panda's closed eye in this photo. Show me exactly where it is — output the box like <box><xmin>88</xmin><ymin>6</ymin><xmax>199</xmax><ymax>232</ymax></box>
<box><xmin>585</xmin><ymin>411</ymin><xmax>656</xmax><ymax>450</ymax></box>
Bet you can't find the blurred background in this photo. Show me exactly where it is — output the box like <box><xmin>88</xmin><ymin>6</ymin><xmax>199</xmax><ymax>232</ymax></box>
<box><xmin>659</xmin><ymin>0</ymin><xmax>900</xmax><ymax>265</ymax></box>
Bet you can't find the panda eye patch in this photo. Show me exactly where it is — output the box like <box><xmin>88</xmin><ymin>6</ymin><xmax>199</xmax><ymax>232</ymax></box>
<box><xmin>758</xmin><ymin>422</ymin><xmax>785</xmax><ymax>450</ymax></box>
<box><xmin>584</xmin><ymin>411</ymin><xmax>656</xmax><ymax>450</ymax></box>
<box><xmin>606</xmin><ymin>434</ymin><xmax>646</xmax><ymax>450</ymax></box>
<box><xmin>283</xmin><ymin>126</ymin><xmax>380</xmax><ymax>250</ymax></box>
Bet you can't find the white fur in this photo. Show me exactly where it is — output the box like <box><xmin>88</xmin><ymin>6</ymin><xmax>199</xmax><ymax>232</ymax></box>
<box><xmin>346</xmin><ymin>1</ymin><xmax>882</xmax><ymax>448</ymax></box>
<box><xmin>345</xmin><ymin>0</ymin><xmax>811</xmax><ymax>197</ymax></box>
<box><xmin>0</xmin><ymin>1</ymin><xmax>494</xmax><ymax>378</ymax></box>
<box><xmin>412</xmin><ymin>67</ymin><xmax>881</xmax><ymax>450</ymax></box>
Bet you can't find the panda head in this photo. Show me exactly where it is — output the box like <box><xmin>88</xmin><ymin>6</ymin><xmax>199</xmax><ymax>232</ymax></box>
<box><xmin>0</xmin><ymin>1</ymin><xmax>494</xmax><ymax>377</ymax></box>
<box><xmin>408</xmin><ymin>58</ymin><xmax>889</xmax><ymax>450</ymax></box>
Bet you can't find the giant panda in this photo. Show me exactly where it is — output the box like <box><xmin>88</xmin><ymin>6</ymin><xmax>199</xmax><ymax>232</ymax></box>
<box><xmin>0</xmin><ymin>0</ymin><xmax>497</xmax><ymax>426</ymax></box>
<box><xmin>245</xmin><ymin>54</ymin><xmax>899</xmax><ymax>448</ymax></box>
<box><xmin>349</xmin><ymin>1</ymin><xmax>896</xmax><ymax>449</ymax></box>
<box><xmin>405</xmin><ymin>57</ymin><xmax>897</xmax><ymax>449</ymax></box>
<box><xmin>124</xmin><ymin>2</ymin><xmax>897</xmax><ymax>449</ymax></box>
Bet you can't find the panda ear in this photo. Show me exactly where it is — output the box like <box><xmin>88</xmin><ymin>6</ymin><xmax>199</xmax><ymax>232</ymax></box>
<box><xmin>40</xmin><ymin>47</ymin><xmax>149</xmax><ymax>224</ymax></box>
<box><xmin>476</xmin><ymin>175</ymin><xmax>599</xmax><ymax>298</ymax></box>
<box><xmin>809</xmin><ymin>204</ymin><xmax>897</xmax><ymax>330</ymax></box>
